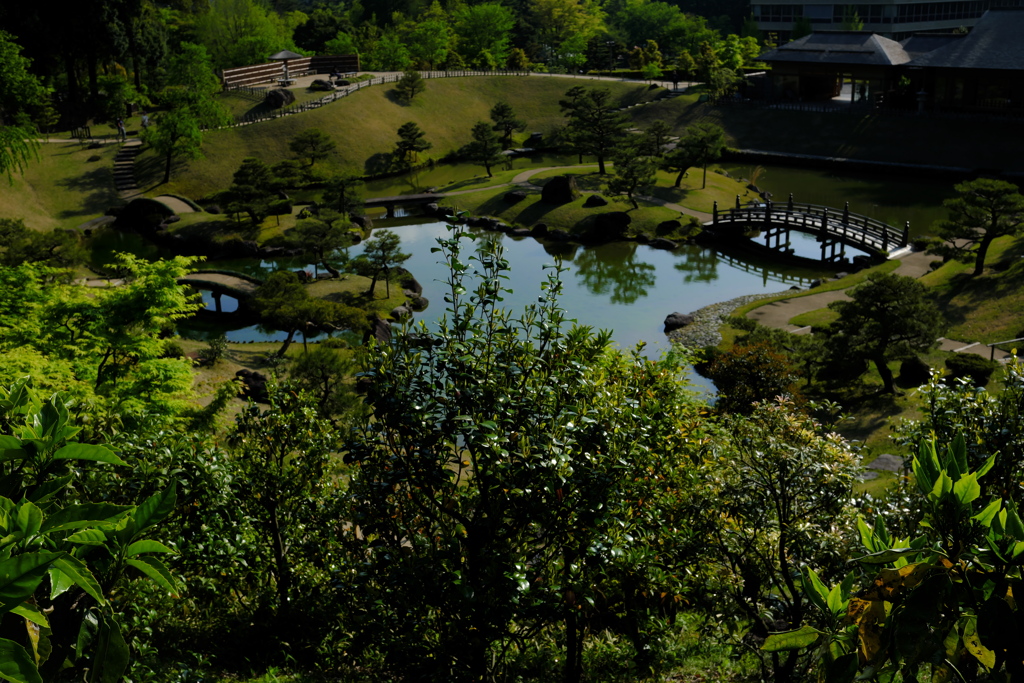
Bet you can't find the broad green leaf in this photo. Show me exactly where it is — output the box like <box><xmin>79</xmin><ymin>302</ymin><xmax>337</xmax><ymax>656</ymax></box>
<box><xmin>52</xmin><ymin>443</ymin><xmax>126</xmax><ymax>467</ymax></box>
<box><xmin>40</xmin><ymin>504</ymin><xmax>133</xmax><ymax>533</ymax></box>
<box><xmin>951</xmin><ymin>433</ymin><xmax>968</xmax><ymax>478</ymax></box>
<box><xmin>26</xmin><ymin>475</ymin><xmax>72</xmax><ymax>504</ymax></box>
<box><xmin>51</xmin><ymin>556</ymin><xmax>105</xmax><ymax>606</ymax></box>
<box><xmin>851</xmin><ymin>547</ymin><xmax>921</xmax><ymax>565</ymax></box>
<box><xmin>46</xmin><ymin>566</ymin><xmax>73</xmax><ymax>600</ymax></box>
<box><xmin>0</xmin><ymin>436</ymin><xmax>28</xmax><ymax>463</ymax></box>
<box><xmin>976</xmin><ymin>453</ymin><xmax>996</xmax><ymax>478</ymax></box>
<box><xmin>826</xmin><ymin>583</ymin><xmax>846</xmax><ymax>615</ymax></box>
<box><xmin>953</xmin><ymin>473</ymin><xmax>980</xmax><ymax>507</ymax></box>
<box><xmin>16</xmin><ymin>502</ymin><xmax>42</xmax><ymax>539</ymax></box>
<box><xmin>0</xmin><ymin>552</ymin><xmax>62</xmax><ymax>609</ymax></box>
<box><xmin>88</xmin><ymin>615</ymin><xmax>128</xmax><ymax>683</ymax></box>
<box><xmin>762</xmin><ymin>625</ymin><xmax>821</xmax><ymax>652</ymax></box>
<box><xmin>128</xmin><ymin>482</ymin><xmax>177</xmax><ymax>538</ymax></box>
<box><xmin>1004</xmin><ymin>503</ymin><xmax>1024</xmax><ymax>542</ymax></box>
<box><xmin>65</xmin><ymin>529</ymin><xmax>108</xmax><ymax>546</ymax></box>
<box><xmin>10</xmin><ymin>603</ymin><xmax>48</xmax><ymax>628</ymax></box>
<box><xmin>964</xmin><ymin>618</ymin><xmax>996</xmax><ymax>669</ymax></box>
<box><xmin>931</xmin><ymin>470</ymin><xmax>953</xmax><ymax>499</ymax></box>
<box><xmin>0</xmin><ymin>637</ymin><xmax>42</xmax><ymax>683</ymax></box>
<box><xmin>973</xmin><ymin>499</ymin><xmax>1002</xmax><ymax>528</ymax></box>
<box><xmin>801</xmin><ymin>567</ymin><xmax>829</xmax><ymax>614</ymax></box>
<box><xmin>126</xmin><ymin>556</ymin><xmax>179</xmax><ymax>596</ymax></box>
<box><xmin>125</xmin><ymin>540</ymin><xmax>174</xmax><ymax>557</ymax></box>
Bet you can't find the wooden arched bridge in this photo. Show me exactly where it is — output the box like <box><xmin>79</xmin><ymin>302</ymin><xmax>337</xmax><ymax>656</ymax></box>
<box><xmin>707</xmin><ymin>194</ymin><xmax>910</xmax><ymax>263</ymax></box>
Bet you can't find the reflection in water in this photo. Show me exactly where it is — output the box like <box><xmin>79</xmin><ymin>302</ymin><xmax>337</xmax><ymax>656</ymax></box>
<box><xmin>673</xmin><ymin>247</ymin><xmax>721</xmax><ymax>284</ymax></box>
<box><xmin>572</xmin><ymin>242</ymin><xmax>657</xmax><ymax>305</ymax></box>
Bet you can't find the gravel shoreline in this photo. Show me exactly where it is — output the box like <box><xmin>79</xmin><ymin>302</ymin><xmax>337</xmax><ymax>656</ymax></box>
<box><xmin>666</xmin><ymin>291</ymin><xmax>791</xmax><ymax>349</ymax></box>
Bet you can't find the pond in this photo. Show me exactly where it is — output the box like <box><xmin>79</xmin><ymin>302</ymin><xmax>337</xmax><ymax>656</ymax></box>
<box><xmin>719</xmin><ymin>163</ymin><xmax>956</xmax><ymax>239</ymax></box>
<box><xmin>179</xmin><ymin>220</ymin><xmax>833</xmax><ymax>357</ymax></box>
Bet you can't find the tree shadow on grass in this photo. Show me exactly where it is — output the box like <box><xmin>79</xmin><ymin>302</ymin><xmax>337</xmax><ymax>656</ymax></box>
<box><xmin>55</xmin><ymin>167</ymin><xmax>119</xmax><ymax>218</ymax></box>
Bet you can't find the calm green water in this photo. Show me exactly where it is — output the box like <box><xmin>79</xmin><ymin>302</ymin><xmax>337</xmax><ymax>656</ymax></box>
<box><xmin>89</xmin><ymin>160</ymin><xmax>959</xmax><ymax>351</ymax></box>
<box><xmin>720</xmin><ymin>163</ymin><xmax>956</xmax><ymax>238</ymax></box>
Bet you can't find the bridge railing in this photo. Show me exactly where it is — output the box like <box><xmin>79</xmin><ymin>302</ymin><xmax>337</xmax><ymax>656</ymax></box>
<box><xmin>712</xmin><ymin>199</ymin><xmax>908</xmax><ymax>254</ymax></box>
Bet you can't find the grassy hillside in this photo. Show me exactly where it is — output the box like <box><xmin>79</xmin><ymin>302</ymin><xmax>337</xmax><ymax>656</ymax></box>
<box><xmin>0</xmin><ymin>142</ymin><xmax>121</xmax><ymax>232</ymax></box>
<box><xmin>135</xmin><ymin>77</ymin><xmax>668</xmax><ymax>201</ymax></box>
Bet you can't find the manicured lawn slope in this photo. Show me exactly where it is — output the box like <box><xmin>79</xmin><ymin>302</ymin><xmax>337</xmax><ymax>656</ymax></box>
<box><xmin>135</xmin><ymin>77</ymin><xmax>667</xmax><ymax>200</ymax></box>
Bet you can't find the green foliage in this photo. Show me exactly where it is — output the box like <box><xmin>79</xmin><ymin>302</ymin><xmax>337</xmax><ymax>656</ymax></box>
<box><xmin>0</xmin><ymin>379</ymin><xmax>178</xmax><ymax>683</ymax></box>
<box><xmin>929</xmin><ymin>178</ymin><xmax>1024</xmax><ymax>276</ymax></box>
<box><xmin>342</xmin><ymin>227</ymin><xmax>707</xmax><ymax>681</ymax></box>
<box><xmin>701</xmin><ymin>340</ymin><xmax>800</xmax><ymax>414</ymax></box>
<box><xmin>197</xmin><ymin>335</ymin><xmax>228</xmax><ymax>366</ymax></box>
<box><xmin>821</xmin><ymin>272</ymin><xmax>944</xmax><ymax>394</ymax></box>
<box><xmin>393</xmin><ymin>69</ymin><xmax>426</xmax><ymax>104</ymax></box>
<box><xmin>290</xmin><ymin>215</ymin><xmax>353</xmax><ymax>277</ymax></box>
<box><xmin>464</xmin><ymin>120</ymin><xmax>504</xmax><ymax>177</ymax></box>
<box><xmin>393</xmin><ymin>121</ymin><xmax>431</xmax><ymax>170</ymax></box>
<box><xmin>606</xmin><ymin>134</ymin><xmax>658</xmax><ymax>210</ymax></box>
<box><xmin>679</xmin><ymin>122</ymin><xmax>726</xmax><ymax>189</ymax></box>
<box><xmin>560</xmin><ymin>86</ymin><xmax>630</xmax><ymax>174</ymax></box>
<box><xmin>773</xmin><ymin>434</ymin><xmax>1024</xmax><ymax>681</ymax></box>
<box><xmin>348</xmin><ymin>229</ymin><xmax>410</xmax><ymax>298</ymax></box>
<box><xmin>320</xmin><ymin>173</ymin><xmax>364</xmax><ymax>217</ymax></box>
<box><xmin>453</xmin><ymin>3</ymin><xmax>515</xmax><ymax>68</ymax></box>
<box><xmin>0</xmin><ymin>218</ymin><xmax>84</xmax><ymax>267</ymax></box>
<box><xmin>289</xmin><ymin>345</ymin><xmax>360</xmax><ymax>419</ymax></box>
<box><xmin>944</xmin><ymin>352</ymin><xmax>1000</xmax><ymax>387</ymax></box>
<box><xmin>288</xmin><ymin>128</ymin><xmax>336</xmax><ymax>168</ymax></box>
<box><xmin>489</xmin><ymin>101</ymin><xmax>526</xmax><ymax>149</ymax></box>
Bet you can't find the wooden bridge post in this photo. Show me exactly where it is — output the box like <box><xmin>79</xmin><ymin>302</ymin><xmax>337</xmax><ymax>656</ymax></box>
<box><xmin>903</xmin><ymin>221</ymin><xmax>910</xmax><ymax>247</ymax></box>
<box><xmin>787</xmin><ymin>193</ymin><xmax>794</xmax><ymax>211</ymax></box>
<box><xmin>386</xmin><ymin>202</ymin><xmax>395</xmax><ymax>219</ymax></box>
<box><xmin>736</xmin><ymin>195</ymin><xmax>741</xmax><ymax>210</ymax></box>
<box><xmin>713</xmin><ymin>201</ymin><xmax>718</xmax><ymax>224</ymax></box>
<box><xmin>212</xmin><ymin>291</ymin><xmax>223</xmax><ymax>313</ymax></box>
<box><xmin>764</xmin><ymin>200</ymin><xmax>772</xmax><ymax>225</ymax></box>
<box><xmin>843</xmin><ymin>202</ymin><xmax>850</xmax><ymax>224</ymax></box>
<box><xmin>822</xmin><ymin>207</ymin><xmax>829</xmax><ymax>238</ymax></box>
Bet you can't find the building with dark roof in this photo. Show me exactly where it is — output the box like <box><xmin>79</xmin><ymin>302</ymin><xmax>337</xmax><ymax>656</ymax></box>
<box><xmin>756</xmin><ymin>9</ymin><xmax>1024</xmax><ymax>113</ymax></box>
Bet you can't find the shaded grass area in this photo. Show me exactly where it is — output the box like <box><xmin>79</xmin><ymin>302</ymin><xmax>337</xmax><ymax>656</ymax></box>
<box><xmin>0</xmin><ymin>142</ymin><xmax>121</xmax><ymax>232</ymax></box>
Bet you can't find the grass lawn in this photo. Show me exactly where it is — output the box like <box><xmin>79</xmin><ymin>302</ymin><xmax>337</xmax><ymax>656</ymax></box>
<box><xmin>0</xmin><ymin>142</ymin><xmax>121</xmax><ymax>232</ymax></box>
<box><xmin>135</xmin><ymin>77</ymin><xmax>666</xmax><ymax>201</ymax></box>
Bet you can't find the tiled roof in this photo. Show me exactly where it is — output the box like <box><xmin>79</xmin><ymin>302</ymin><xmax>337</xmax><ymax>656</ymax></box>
<box><xmin>900</xmin><ymin>34</ymin><xmax>963</xmax><ymax>60</ymax></box>
<box><xmin>907</xmin><ymin>10</ymin><xmax>1024</xmax><ymax>69</ymax></box>
<box><xmin>759</xmin><ymin>31</ymin><xmax>913</xmax><ymax>66</ymax></box>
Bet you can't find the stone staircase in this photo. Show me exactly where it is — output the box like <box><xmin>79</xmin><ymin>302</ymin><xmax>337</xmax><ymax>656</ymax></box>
<box><xmin>113</xmin><ymin>139</ymin><xmax>142</xmax><ymax>198</ymax></box>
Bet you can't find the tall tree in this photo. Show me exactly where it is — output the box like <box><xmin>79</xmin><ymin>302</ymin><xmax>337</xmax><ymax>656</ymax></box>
<box><xmin>393</xmin><ymin>121</ymin><xmax>431</xmax><ymax>170</ymax></box>
<box><xmin>291</xmin><ymin>216</ymin><xmax>353</xmax><ymax>278</ymax></box>
<box><xmin>607</xmin><ymin>134</ymin><xmax>657</xmax><ymax>209</ymax></box>
<box><xmin>560</xmin><ymin>86</ymin><xmax>629</xmax><ymax>174</ymax></box>
<box><xmin>350</xmin><ymin>229</ymin><xmax>410</xmax><ymax>297</ymax></box>
<box><xmin>0</xmin><ymin>30</ymin><xmax>49</xmax><ymax>180</ymax></box>
<box><xmin>143</xmin><ymin>42</ymin><xmax>230</xmax><ymax>183</ymax></box>
<box><xmin>289</xmin><ymin>128</ymin><xmax>337</xmax><ymax>167</ymax></box>
<box><xmin>453</xmin><ymin>3</ymin><xmax>515</xmax><ymax>68</ymax></box>
<box><xmin>821</xmin><ymin>272</ymin><xmax>943</xmax><ymax>394</ymax></box>
<box><xmin>321</xmin><ymin>173</ymin><xmax>365</xmax><ymax>218</ymax></box>
<box><xmin>464</xmin><ymin>121</ymin><xmax>504</xmax><ymax>177</ymax></box>
<box><xmin>489</xmin><ymin>100</ymin><xmax>526</xmax><ymax>149</ymax></box>
<box><xmin>679</xmin><ymin>121</ymin><xmax>726</xmax><ymax>189</ymax></box>
<box><xmin>929</xmin><ymin>178</ymin><xmax>1024</xmax><ymax>276</ymax></box>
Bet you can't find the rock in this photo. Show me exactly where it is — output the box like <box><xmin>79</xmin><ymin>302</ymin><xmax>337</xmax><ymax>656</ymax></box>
<box><xmin>365</xmin><ymin>317</ymin><xmax>392</xmax><ymax>345</ymax></box>
<box><xmin>809</xmin><ymin>279</ymin><xmax>825</xmax><ymax>288</ymax></box>
<box><xmin>547</xmin><ymin>229</ymin><xmax>571</xmax><ymax>241</ymax></box>
<box><xmin>504</xmin><ymin>191</ymin><xmax>527</xmax><ymax>203</ymax></box>
<box><xmin>205</xmin><ymin>204</ymin><xmax>222</xmax><ymax>214</ymax></box>
<box><xmin>390</xmin><ymin>305</ymin><xmax>412</xmax><ymax>320</ymax></box>
<box><xmin>532</xmin><ymin>223</ymin><xmax>548</xmax><ymax>237</ymax></box>
<box><xmin>541</xmin><ymin>175</ymin><xmax>580</xmax><ymax>204</ymax></box>
<box><xmin>656</xmin><ymin>219</ymin><xmax>681</xmax><ymax>234</ymax></box>
<box><xmin>900</xmin><ymin>356</ymin><xmax>931</xmax><ymax>386</ymax></box>
<box><xmin>867</xmin><ymin>453</ymin><xmax>905</xmax><ymax>472</ymax></box>
<box><xmin>583</xmin><ymin>194</ymin><xmax>608</xmax><ymax>207</ymax></box>
<box><xmin>664</xmin><ymin>312</ymin><xmax>694</xmax><ymax>333</ymax></box>
<box><xmin>857</xmin><ymin>471</ymin><xmax>879</xmax><ymax>481</ymax></box>
<box><xmin>311</xmin><ymin>78</ymin><xmax>335</xmax><ymax>90</ymax></box>
<box><xmin>164</xmin><ymin>215</ymin><xmax>180</xmax><ymax>224</ymax></box>
<box><xmin>336</xmin><ymin>79</ymin><xmax>351</xmax><ymax>87</ymax></box>
<box><xmin>634</xmin><ymin>233</ymin><xmax>649</xmax><ymax>243</ymax></box>
<box><xmin>265</xmin><ymin>88</ymin><xmax>296</xmax><ymax>109</ymax></box>
<box><xmin>648</xmin><ymin>238</ymin><xmax>678</xmax><ymax>250</ymax></box>
<box><xmin>835</xmin><ymin>272</ymin><xmax>849</xmax><ymax>279</ymax></box>
<box><xmin>583</xmin><ymin>212</ymin><xmax>631</xmax><ymax>243</ymax></box>
<box><xmin>350</xmin><ymin>214</ymin><xmax>372</xmax><ymax>229</ymax></box>
<box><xmin>509</xmin><ymin>227</ymin><xmax>533</xmax><ymax>237</ymax></box>
<box><xmin>409</xmin><ymin>295</ymin><xmax>429</xmax><ymax>311</ymax></box>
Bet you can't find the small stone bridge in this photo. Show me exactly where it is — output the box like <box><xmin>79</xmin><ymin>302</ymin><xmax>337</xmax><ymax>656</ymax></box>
<box><xmin>708</xmin><ymin>195</ymin><xmax>910</xmax><ymax>263</ymax></box>
<box><xmin>178</xmin><ymin>271</ymin><xmax>263</xmax><ymax>312</ymax></box>
<box><xmin>364</xmin><ymin>193</ymin><xmax>443</xmax><ymax>219</ymax></box>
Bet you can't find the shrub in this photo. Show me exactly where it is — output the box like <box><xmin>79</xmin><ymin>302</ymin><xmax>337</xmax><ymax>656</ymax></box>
<box><xmin>198</xmin><ymin>335</ymin><xmax>229</xmax><ymax>366</ymax></box>
<box><xmin>162</xmin><ymin>340</ymin><xmax>186</xmax><ymax>359</ymax></box>
<box><xmin>899</xmin><ymin>356</ymin><xmax>931</xmax><ymax>386</ymax></box>
<box><xmin>944</xmin><ymin>354</ymin><xmax>1000</xmax><ymax>387</ymax></box>
<box><xmin>268</xmin><ymin>199</ymin><xmax>292</xmax><ymax>216</ymax></box>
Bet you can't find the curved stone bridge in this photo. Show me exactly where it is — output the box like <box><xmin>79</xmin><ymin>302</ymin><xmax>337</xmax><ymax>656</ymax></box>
<box><xmin>178</xmin><ymin>271</ymin><xmax>263</xmax><ymax>312</ymax></box>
